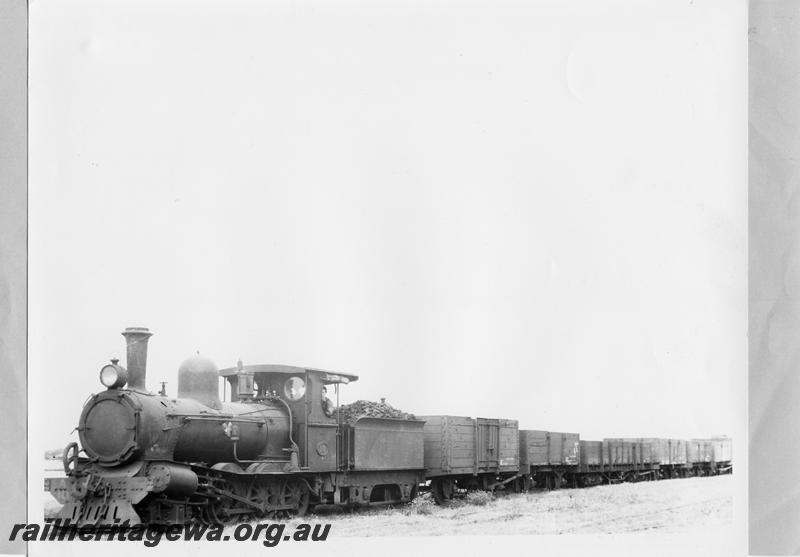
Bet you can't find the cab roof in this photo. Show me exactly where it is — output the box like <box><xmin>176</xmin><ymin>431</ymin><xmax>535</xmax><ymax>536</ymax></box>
<box><xmin>218</xmin><ymin>363</ymin><xmax>359</xmax><ymax>384</ymax></box>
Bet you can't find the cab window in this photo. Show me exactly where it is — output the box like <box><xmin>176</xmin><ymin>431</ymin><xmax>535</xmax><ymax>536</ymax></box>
<box><xmin>283</xmin><ymin>376</ymin><xmax>306</xmax><ymax>401</ymax></box>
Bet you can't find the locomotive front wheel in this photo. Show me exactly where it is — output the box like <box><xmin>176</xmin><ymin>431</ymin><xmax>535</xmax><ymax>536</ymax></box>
<box><xmin>206</xmin><ymin>478</ymin><xmax>251</xmax><ymax>525</ymax></box>
<box><xmin>207</xmin><ymin>497</ymin><xmax>239</xmax><ymax>526</ymax></box>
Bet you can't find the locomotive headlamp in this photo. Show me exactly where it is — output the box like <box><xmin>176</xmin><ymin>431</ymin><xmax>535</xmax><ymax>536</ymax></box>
<box><xmin>100</xmin><ymin>362</ymin><xmax>128</xmax><ymax>389</ymax></box>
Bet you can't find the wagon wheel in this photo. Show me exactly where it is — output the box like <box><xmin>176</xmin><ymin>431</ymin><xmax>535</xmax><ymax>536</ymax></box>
<box><xmin>522</xmin><ymin>475</ymin><xmax>532</xmax><ymax>492</ymax></box>
<box><xmin>431</xmin><ymin>478</ymin><xmax>455</xmax><ymax>505</ymax></box>
<box><xmin>510</xmin><ymin>477</ymin><xmax>526</xmax><ymax>493</ymax></box>
<box><xmin>281</xmin><ymin>480</ymin><xmax>310</xmax><ymax>517</ymax></box>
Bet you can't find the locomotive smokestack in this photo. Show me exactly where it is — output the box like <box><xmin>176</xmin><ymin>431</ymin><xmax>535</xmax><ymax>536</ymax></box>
<box><xmin>122</xmin><ymin>327</ymin><xmax>153</xmax><ymax>391</ymax></box>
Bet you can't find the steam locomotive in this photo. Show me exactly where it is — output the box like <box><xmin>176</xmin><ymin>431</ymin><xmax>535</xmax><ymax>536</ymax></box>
<box><xmin>45</xmin><ymin>327</ymin><xmax>732</xmax><ymax>526</ymax></box>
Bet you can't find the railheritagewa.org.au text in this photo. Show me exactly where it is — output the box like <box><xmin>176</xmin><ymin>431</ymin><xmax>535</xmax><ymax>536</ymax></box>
<box><xmin>9</xmin><ymin>519</ymin><xmax>331</xmax><ymax>547</ymax></box>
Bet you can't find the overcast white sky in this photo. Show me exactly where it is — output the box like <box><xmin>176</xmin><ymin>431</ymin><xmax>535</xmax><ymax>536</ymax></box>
<box><xmin>29</xmin><ymin>0</ymin><xmax>746</xmax><ymax>451</ymax></box>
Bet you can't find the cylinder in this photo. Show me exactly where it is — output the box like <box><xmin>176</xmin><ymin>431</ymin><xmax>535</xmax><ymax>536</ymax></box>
<box><xmin>146</xmin><ymin>463</ymin><xmax>198</xmax><ymax>496</ymax></box>
<box><xmin>122</xmin><ymin>327</ymin><xmax>153</xmax><ymax>392</ymax></box>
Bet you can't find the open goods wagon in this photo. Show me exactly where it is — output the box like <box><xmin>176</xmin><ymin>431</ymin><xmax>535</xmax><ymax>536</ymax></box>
<box><xmin>420</xmin><ymin>415</ymin><xmax>520</xmax><ymax>502</ymax></box>
<box><xmin>636</xmin><ymin>438</ymin><xmax>688</xmax><ymax>477</ymax></box>
<box><xmin>519</xmin><ymin>430</ymin><xmax>579</xmax><ymax>489</ymax></box>
<box><xmin>571</xmin><ymin>439</ymin><xmax>659</xmax><ymax>486</ymax></box>
<box><xmin>711</xmin><ymin>436</ymin><xmax>733</xmax><ymax>473</ymax></box>
<box><xmin>687</xmin><ymin>439</ymin><xmax>713</xmax><ymax>464</ymax></box>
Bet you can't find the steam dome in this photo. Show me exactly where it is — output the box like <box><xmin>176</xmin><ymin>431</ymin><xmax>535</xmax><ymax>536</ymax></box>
<box><xmin>177</xmin><ymin>353</ymin><xmax>221</xmax><ymax>409</ymax></box>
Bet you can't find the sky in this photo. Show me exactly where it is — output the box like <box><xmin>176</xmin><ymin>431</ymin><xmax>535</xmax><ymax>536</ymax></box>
<box><xmin>28</xmin><ymin>0</ymin><xmax>746</xmax><ymax>452</ymax></box>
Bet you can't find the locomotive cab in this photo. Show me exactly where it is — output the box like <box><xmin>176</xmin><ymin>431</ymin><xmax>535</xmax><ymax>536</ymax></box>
<box><xmin>218</xmin><ymin>364</ymin><xmax>358</xmax><ymax>471</ymax></box>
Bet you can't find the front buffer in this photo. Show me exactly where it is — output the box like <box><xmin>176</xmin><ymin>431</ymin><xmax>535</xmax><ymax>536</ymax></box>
<box><xmin>45</xmin><ymin>452</ymin><xmax>198</xmax><ymax>526</ymax></box>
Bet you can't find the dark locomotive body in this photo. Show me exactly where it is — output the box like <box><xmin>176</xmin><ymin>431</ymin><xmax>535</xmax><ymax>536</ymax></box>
<box><xmin>46</xmin><ymin>328</ymin><xmax>425</xmax><ymax>526</ymax></box>
<box><xmin>45</xmin><ymin>326</ymin><xmax>733</xmax><ymax>526</ymax></box>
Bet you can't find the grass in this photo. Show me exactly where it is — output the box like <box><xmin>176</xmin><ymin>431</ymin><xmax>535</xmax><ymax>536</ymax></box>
<box><xmin>43</xmin><ymin>474</ymin><xmax>734</xmax><ymax>538</ymax></box>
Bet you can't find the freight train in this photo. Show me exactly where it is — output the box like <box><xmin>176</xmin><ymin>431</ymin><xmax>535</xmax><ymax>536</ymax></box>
<box><xmin>45</xmin><ymin>327</ymin><xmax>732</xmax><ymax>526</ymax></box>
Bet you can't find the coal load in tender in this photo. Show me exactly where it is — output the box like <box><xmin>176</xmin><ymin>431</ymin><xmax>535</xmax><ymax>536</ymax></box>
<box><xmin>338</xmin><ymin>400</ymin><xmax>417</xmax><ymax>424</ymax></box>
